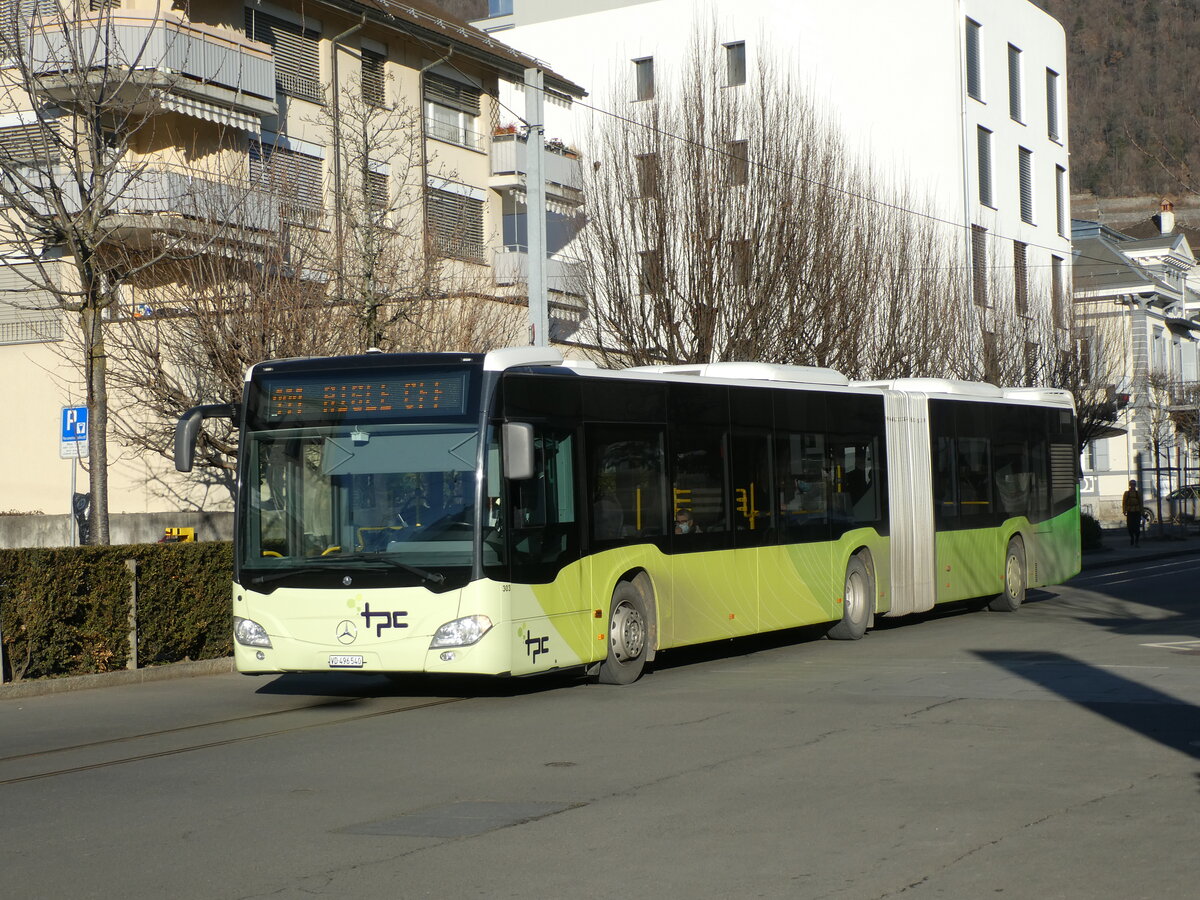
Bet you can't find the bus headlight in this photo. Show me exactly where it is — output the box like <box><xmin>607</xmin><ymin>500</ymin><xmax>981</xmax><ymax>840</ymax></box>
<box><xmin>234</xmin><ymin>616</ymin><xmax>272</xmax><ymax>648</ymax></box>
<box><xmin>430</xmin><ymin>615</ymin><xmax>493</xmax><ymax>648</ymax></box>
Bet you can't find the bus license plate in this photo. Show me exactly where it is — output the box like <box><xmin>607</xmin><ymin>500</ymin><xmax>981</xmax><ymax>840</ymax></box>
<box><xmin>328</xmin><ymin>655</ymin><xmax>364</xmax><ymax>668</ymax></box>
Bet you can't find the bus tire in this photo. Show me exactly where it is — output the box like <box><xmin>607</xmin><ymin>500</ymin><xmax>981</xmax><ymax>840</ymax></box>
<box><xmin>598</xmin><ymin>582</ymin><xmax>650</xmax><ymax>684</ymax></box>
<box><xmin>989</xmin><ymin>538</ymin><xmax>1026</xmax><ymax>612</ymax></box>
<box><xmin>828</xmin><ymin>553</ymin><xmax>873</xmax><ymax>641</ymax></box>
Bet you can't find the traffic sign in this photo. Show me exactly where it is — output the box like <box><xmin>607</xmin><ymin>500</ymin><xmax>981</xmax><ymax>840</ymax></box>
<box><xmin>60</xmin><ymin>406</ymin><xmax>89</xmax><ymax>459</ymax></box>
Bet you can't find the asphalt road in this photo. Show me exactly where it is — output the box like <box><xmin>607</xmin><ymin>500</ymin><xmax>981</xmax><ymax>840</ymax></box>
<box><xmin>2</xmin><ymin>556</ymin><xmax>1198</xmax><ymax>899</ymax></box>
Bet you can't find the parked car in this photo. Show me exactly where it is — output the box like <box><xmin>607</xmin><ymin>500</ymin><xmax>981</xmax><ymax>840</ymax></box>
<box><xmin>1166</xmin><ymin>485</ymin><xmax>1200</xmax><ymax>524</ymax></box>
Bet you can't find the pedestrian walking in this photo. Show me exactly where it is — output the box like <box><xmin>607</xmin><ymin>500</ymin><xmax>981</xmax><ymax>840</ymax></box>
<box><xmin>1122</xmin><ymin>479</ymin><xmax>1144</xmax><ymax>546</ymax></box>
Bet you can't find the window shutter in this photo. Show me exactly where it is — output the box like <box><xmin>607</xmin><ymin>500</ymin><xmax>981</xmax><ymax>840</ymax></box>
<box><xmin>971</xmin><ymin>225</ymin><xmax>988</xmax><ymax>307</ymax></box>
<box><xmin>1055</xmin><ymin>165</ymin><xmax>1067</xmax><ymax>237</ymax></box>
<box><xmin>0</xmin><ymin>121</ymin><xmax>59</xmax><ymax>162</ymax></box>
<box><xmin>1046</xmin><ymin>69</ymin><xmax>1060</xmax><ymax>141</ymax></box>
<box><xmin>245</xmin><ymin>9</ymin><xmax>324</xmax><ymax>104</ymax></box>
<box><xmin>250</xmin><ymin>140</ymin><xmax>323</xmax><ymax>218</ymax></box>
<box><xmin>423</xmin><ymin>74</ymin><xmax>481</xmax><ymax>117</ymax></box>
<box><xmin>977</xmin><ymin>127</ymin><xmax>992</xmax><ymax>206</ymax></box>
<box><xmin>1014</xmin><ymin>241</ymin><xmax>1028</xmax><ymax>314</ymax></box>
<box><xmin>1008</xmin><ymin>44</ymin><xmax>1023</xmax><ymax>122</ymax></box>
<box><xmin>426</xmin><ymin>188</ymin><xmax>484</xmax><ymax>261</ymax></box>
<box><xmin>362</xmin><ymin>49</ymin><xmax>386</xmax><ymax>108</ymax></box>
<box><xmin>1018</xmin><ymin>147</ymin><xmax>1033</xmax><ymax>223</ymax></box>
<box><xmin>965</xmin><ymin>19</ymin><xmax>982</xmax><ymax>100</ymax></box>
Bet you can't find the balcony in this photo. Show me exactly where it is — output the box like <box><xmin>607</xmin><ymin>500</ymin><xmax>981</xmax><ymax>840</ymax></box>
<box><xmin>490</xmin><ymin>133</ymin><xmax>583</xmax><ymax>207</ymax></box>
<box><xmin>30</xmin><ymin>12</ymin><xmax>276</xmax><ymax>130</ymax></box>
<box><xmin>493</xmin><ymin>247</ymin><xmax>586</xmax><ymax>338</ymax></box>
<box><xmin>17</xmin><ymin>164</ymin><xmax>281</xmax><ymax>243</ymax></box>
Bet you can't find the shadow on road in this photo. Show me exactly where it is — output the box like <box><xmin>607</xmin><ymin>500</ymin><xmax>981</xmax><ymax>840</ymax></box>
<box><xmin>975</xmin><ymin>649</ymin><xmax>1200</xmax><ymax>763</ymax></box>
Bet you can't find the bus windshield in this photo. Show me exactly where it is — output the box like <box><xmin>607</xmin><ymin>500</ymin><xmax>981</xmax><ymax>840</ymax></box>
<box><xmin>241</xmin><ymin>423</ymin><xmax>480</xmax><ymax>576</ymax></box>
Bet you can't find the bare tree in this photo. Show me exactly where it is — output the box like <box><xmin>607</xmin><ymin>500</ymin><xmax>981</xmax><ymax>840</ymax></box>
<box><xmin>575</xmin><ymin>25</ymin><xmax>977</xmax><ymax>379</ymax></box>
<box><xmin>0</xmin><ymin>3</ymin><xmax>244</xmax><ymax>542</ymax></box>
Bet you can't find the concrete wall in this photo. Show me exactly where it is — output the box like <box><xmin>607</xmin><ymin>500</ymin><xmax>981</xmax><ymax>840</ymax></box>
<box><xmin>0</xmin><ymin>510</ymin><xmax>233</xmax><ymax>549</ymax></box>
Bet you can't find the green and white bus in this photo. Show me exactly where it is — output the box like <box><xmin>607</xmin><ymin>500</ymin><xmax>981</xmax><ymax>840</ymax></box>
<box><xmin>175</xmin><ymin>347</ymin><xmax>1080</xmax><ymax>684</ymax></box>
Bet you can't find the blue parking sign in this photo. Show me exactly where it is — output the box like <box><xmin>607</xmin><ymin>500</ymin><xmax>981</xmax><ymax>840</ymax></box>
<box><xmin>60</xmin><ymin>406</ymin><xmax>89</xmax><ymax>459</ymax></box>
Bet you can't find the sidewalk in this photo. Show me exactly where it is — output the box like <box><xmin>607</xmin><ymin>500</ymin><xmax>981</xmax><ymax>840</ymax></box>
<box><xmin>1081</xmin><ymin>523</ymin><xmax>1200</xmax><ymax>571</ymax></box>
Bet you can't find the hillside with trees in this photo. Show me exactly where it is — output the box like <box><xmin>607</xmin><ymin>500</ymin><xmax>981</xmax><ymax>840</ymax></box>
<box><xmin>1034</xmin><ymin>0</ymin><xmax>1200</xmax><ymax>197</ymax></box>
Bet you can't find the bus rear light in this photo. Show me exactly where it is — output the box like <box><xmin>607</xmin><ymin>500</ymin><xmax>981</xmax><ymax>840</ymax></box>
<box><xmin>430</xmin><ymin>615</ymin><xmax>493</xmax><ymax>648</ymax></box>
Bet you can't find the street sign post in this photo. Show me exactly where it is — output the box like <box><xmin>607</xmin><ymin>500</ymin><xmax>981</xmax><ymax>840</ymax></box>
<box><xmin>60</xmin><ymin>406</ymin><xmax>88</xmax><ymax>459</ymax></box>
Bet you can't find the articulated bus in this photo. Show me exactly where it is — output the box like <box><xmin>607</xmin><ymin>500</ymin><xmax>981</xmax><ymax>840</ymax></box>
<box><xmin>175</xmin><ymin>347</ymin><xmax>1080</xmax><ymax>684</ymax></box>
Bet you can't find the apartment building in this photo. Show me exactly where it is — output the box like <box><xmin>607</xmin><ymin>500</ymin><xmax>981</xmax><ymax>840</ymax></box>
<box><xmin>479</xmin><ymin>0</ymin><xmax>1072</xmax><ymax>352</ymax></box>
<box><xmin>1073</xmin><ymin>212</ymin><xmax>1200</xmax><ymax>524</ymax></box>
<box><xmin>0</xmin><ymin>0</ymin><xmax>584</xmax><ymax>545</ymax></box>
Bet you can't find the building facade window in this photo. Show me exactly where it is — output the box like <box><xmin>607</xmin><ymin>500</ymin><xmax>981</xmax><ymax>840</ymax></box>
<box><xmin>724</xmin><ymin>41</ymin><xmax>746</xmax><ymax>86</ymax></box>
<box><xmin>488</xmin><ymin>0</ymin><xmax>514</xmax><ymax>15</ymax></box>
<box><xmin>635</xmin><ymin>153</ymin><xmax>658</xmax><ymax>197</ymax></box>
<box><xmin>726</xmin><ymin>139</ymin><xmax>749</xmax><ymax>185</ymax></box>
<box><xmin>1046</xmin><ymin>68</ymin><xmax>1060</xmax><ymax>142</ymax></box>
<box><xmin>1018</xmin><ymin>146</ymin><xmax>1034</xmax><ymax>223</ymax></box>
<box><xmin>1051</xmin><ymin>254</ymin><xmax>1066</xmax><ymax>326</ymax></box>
<box><xmin>971</xmin><ymin>224</ymin><xmax>989</xmax><ymax>307</ymax></box>
<box><xmin>965</xmin><ymin>18</ymin><xmax>983</xmax><ymax>101</ymax></box>
<box><xmin>423</xmin><ymin>73</ymin><xmax>483</xmax><ymax>150</ymax></box>
<box><xmin>1055</xmin><ymin>165</ymin><xmax>1067</xmax><ymax>237</ymax></box>
<box><xmin>1014</xmin><ymin>240</ymin><xmax>1028</xmax><ymax>315</ymax></box>
<box><xmin>362</xmin><ymin>48</ymin><xmax>386</xmax><ymax>108</ymax></box>
<box><xmin>245</xmin><ymin>8</ymin><xmax>324</xmax><ymax>104</ymax></box>
<box><xmin>731</xmin><ymin>239</ymin><xmax>752</xmax><ymax>286</ymax></box>
<box><xmin>367</xmin><ymin>165</ymin><xmax>388</xmax><ymax>210</ymax></box>
<box><xmin>633</xmin><ymin>57</ymin><xmax>655</xmax><ymax>101</ymax></box>
<box><xmin>977</xmin><ymin>126</ymin><xmax>993</xmax><ymax>207</ymax></box>
<box><xmin>1007</xmin><ymin>43</ymin><xmax>1023</xmax><ymax>122</ymax></box>
<box><xmin>639</xmin><ymin>248</ymin><xmax>663</xmax><ymax>294</ymax></box>
<box><xmin>249</xmin><ymin>139</ymin><xmax>324</xmax><ymax>220</ymax></box>
<box><xmin>426</xmin><ymin>186</ymin><xmax>485</xmax><ymax>262</ymax></box>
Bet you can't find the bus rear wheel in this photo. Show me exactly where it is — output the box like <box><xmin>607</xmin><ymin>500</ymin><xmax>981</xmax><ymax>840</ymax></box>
<box><xmin>598</xmin><ymin>582</ymin><xmax>649</xmax><ymax>685</ymax></box>
<box><xmin>828</xmin><ymin>553</ymin><xmax>873</xmax><ymax>641</ymax></box>
<box><xmin>989</xmin><ymin>539</ymin><xmax>1026</xmax><ymax>612</ymax></box>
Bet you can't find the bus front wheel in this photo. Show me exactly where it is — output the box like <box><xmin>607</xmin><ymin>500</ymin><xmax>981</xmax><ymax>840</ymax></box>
<box><xmin>598</xmin><ymin>582</ymin><xmax>649</xmax><ymax>684</ymax></box>
<box><xmin>829</xmin><ymin>553</ymin><xmax>873</xmax><ymax>641</ymax></box>
<box><xmin>989</xmin><ymin>539</ymin><xmax>1026</xmax><ymax>612</ymax></box>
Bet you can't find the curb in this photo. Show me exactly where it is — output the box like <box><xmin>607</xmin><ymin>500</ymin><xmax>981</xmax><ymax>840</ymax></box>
<box><xmin>0</xmin><ymin>656</ymin><xmax>235</xmax><ymax>701</ymax></box>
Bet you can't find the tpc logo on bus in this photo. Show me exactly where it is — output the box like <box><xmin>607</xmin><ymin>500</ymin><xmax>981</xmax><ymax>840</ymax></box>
<box><xmin>60</xmin><ymin>406</ymin><xmax>89</xmax><ymax>459</ymax></box>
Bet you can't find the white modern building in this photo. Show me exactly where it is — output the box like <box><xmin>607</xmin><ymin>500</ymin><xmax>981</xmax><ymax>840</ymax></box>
<box><xmin>479</xmin><ymin>0</ymin><xmax>1072</xmax><ymax>331</ymax></box>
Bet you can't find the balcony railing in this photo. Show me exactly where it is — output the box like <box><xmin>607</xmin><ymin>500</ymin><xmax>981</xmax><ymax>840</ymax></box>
<box><xmin>425</xmin><ymin>117</ymin><xmax>486</xmax><ymax>152</ymax></box>
<box><xmin>15</xmin><ymin>164</ymin><xmax>281</xmax><ymax>235</ymax></box>
<box><xmin>493</xmin><ymin>247</ymin><xmax>585</xmax><ymax>303</ymax></box>
<box><xmin>490</xmin><ymin>133</ymin><xmax>583</xmax><ymax>201</ymax></box>
<box><xmin>30</xmin><ymin>12</ymin><xmax>276</xmax><ymax>126</ymax></box>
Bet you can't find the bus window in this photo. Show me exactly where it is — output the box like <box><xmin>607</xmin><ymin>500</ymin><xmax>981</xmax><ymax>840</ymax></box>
<box><xmin>956</xmin><ymin>436</ymin><xmax>992</xmax><ymax>518</ymax></box>
<box><xmin>731</xmin><ymin>429</ymin><xmax>773</xmax><ymax>547</ymax></box>
<box><xmin>830</xmin><ymin>437</ymin><xmax>882</xmax><ymax>533</ymax></box>
<box><xmin>587</xmin><ymin>424</ymin><xmax>667</xmax><ymax>543</ymax></box>
<box><xmin>509</xmin><ymin>428</ymin><xmax>579</xmax><ymax>580</ymax></box>
<box><xmin>933</xmin><ymin>435</ymin><xmax>958</xmax><ymax>524</ymax></box>
<box><xmin>777</xmin><ymin>431</ymin><xmax>829</xmax><ymax>543</ymax></box>
<box><xmin>671</xmin><ymin>422</ymin><xmax>729</xmax><ymax>539</ymax></box>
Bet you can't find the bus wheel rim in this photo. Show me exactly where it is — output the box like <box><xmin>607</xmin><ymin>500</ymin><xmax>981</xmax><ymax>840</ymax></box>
<box><xmin>610</xmin><ymin>601</ymin><xmax>645</xmax><ymax>663</ymax></box>
<box><xmin>846</xmin><ymin>570</ymin><xmax>865</xmax><ymax>621</ymax></box>
<box><xmin>1006</xmin><ymin>554</ymin><xmax>1022</xmax><ymax>597</ymax></box>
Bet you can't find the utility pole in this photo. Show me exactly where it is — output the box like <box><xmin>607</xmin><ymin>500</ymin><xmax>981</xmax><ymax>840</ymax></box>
<box><xmin>524</xmin><ymin>66</ymin><xmax>549</xmax><ymax>347</ymax></box>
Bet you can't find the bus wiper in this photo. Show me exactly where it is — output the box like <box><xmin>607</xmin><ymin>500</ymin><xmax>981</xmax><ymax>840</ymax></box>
<box><xmin>334</xmin><ymin>553</ymin><xmax>446</xmax><ymax>585</ymax></box>
<box><xmin>246</xmin><ymin>567</ymin><xmax>329</xmax><ymax>586</ymax></box>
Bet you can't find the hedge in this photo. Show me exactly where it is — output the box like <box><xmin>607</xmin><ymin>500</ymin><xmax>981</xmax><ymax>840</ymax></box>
<box><xmin>0</xmin><ymin>542</ymin><xmax>232</xmax><ymax>682</ymax></box>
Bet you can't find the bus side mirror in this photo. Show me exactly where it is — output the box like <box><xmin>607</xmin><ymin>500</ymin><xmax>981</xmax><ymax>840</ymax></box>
<box><xmin>175</xmin><ymin>403</ymin><xmax>238</xmax><ymax>472</ymax></box>
<box><xmin>502</xmin><ymin>422</ymin><xmax>535</xmax><ymax>480</ymax></box>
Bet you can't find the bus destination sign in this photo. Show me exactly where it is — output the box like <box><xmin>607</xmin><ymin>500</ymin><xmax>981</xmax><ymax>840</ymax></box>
<box><xmin>264</xmin><ymin>372</ymin><xmax>467</xmax><ymax>420</ymax></box>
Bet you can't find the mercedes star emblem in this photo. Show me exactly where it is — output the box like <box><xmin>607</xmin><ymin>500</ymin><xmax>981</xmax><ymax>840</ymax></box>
<box><xmin>335</xmin><ymin>620</ymin><xmax>358</xmax><ymax>645</ymax></box>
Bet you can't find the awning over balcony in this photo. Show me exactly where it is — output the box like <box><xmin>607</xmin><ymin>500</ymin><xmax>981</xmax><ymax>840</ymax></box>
<box><xmin>154</xmin><ymin>93</ymin><xmax>260</xmax><ymax>132</ymax></box>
